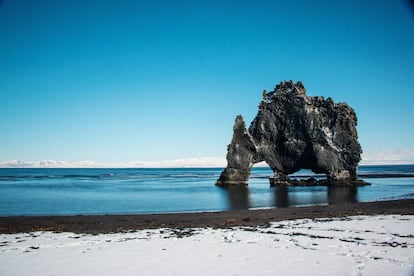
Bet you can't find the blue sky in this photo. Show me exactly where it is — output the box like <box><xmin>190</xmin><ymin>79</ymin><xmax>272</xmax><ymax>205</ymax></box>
<box><xmin>0</xmin><ymin>0</ymin><xmax>413</xmax><ymax>166</ymax></box>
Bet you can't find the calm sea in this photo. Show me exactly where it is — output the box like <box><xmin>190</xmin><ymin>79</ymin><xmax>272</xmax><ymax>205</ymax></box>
<box><xmin>0</xmin><ymin>165</ymin><xmax>413</xmax><ymax>216</ymax></box>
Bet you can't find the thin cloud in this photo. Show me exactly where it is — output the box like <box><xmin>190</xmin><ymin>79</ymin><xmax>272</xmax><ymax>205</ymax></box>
<box><xmin>0</xmin><ymin>157</ymin><xmax>227</xmax><ymax>168</ymax></box>
<box><xmin>1</xmin><ymin>149</ymin><xmax>413</xmax><ymax>168</ymax></box>
<box><xmin>361</xmin><ymin>148</ymin><xmax>414</xmax><ymax>165</ymax></box>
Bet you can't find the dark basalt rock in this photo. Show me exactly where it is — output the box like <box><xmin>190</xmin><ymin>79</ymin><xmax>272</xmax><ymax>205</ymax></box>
<box><xmin>269</xmin><ymin>178</ymin><xmax>368</xmax><ymax>187</ymax></box>
<box><xmin>216</xmin><ymin>80</ymin><xmax>368</xmax><ymax>187</ymax></box>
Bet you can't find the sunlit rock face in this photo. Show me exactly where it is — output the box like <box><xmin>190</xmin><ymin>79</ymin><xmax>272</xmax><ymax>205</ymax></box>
<box><xmin>216</xmin><ymin>80</ymin><xmax>363</xmax><ymax>187</ymax></box>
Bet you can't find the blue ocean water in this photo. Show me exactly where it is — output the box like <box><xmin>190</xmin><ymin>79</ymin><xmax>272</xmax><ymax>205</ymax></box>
<box><xmin>0</xmin><ymin>165</ymin><xmax>413</xmax><ymax>216</ymax></box>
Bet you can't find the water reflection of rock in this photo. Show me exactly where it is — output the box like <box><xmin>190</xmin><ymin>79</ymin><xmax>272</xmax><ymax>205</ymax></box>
<box><xmin>327</xmin><ymin>186</ymin><xmax>358</xmax><ymax>204</ymax></box>
<box><xmin>273</xmin><ymin>186</ymin><xmax>359</xmax><ymax>208</ymax></box>
<box><xmin>225</xmin><ymin>186</ymin><xmax>250</xmax><ymax>210</ymax></box>
<box><xmin>274</xmin><ymin>187</ymin><xmax>289</xmax><ymax>208</ymax></box>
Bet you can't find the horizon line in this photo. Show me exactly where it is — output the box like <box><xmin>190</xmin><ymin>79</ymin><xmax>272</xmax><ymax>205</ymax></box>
<box><xmin>1</xmin><ymin>157</ymin><xmax>414</xmax><ymax>168</ymax></box>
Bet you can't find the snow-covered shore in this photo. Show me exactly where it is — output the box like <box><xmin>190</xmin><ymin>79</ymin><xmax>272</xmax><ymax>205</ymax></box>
<box><xmin>1</xmin><ymin>215</ymin><xmax>413</xmax><ymax>276</ymax></box>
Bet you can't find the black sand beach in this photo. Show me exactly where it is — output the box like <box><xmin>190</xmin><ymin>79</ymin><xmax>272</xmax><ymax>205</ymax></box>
<box><xmin>1</xmin><ymin>199</ymin><xmax>413</xmax><ymax>234</ymax></box>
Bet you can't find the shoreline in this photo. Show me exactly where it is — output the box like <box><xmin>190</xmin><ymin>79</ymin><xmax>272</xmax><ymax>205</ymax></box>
<box><xmin>1</xmin><ymin>199</ymin><xmax>414</xmax><ymax>234</ymax></box>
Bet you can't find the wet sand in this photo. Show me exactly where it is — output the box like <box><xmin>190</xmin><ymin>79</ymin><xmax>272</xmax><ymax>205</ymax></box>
<box><xmin>1</xmin><ymin>199</ymin><xmax>413</xmax><ymax>234</ymax></box>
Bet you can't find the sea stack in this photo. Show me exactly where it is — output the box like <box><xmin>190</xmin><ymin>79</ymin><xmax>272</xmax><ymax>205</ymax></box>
<box><xmin>216</xmin><ymin>80</ymin><xmax>366</xmax><ymax>187</ymax></box>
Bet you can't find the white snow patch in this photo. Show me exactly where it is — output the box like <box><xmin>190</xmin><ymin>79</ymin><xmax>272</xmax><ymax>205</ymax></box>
<box><xmin>305</xmin><ymin>105</ymin><xmax>320</xmax><ymax>114</ymax></box>
<box><xmin>323</xmin><ymin>127</ymin><xmax>340</xmax><ymax>152</ymax></box>
<box><xmin>1</xmin><ymin>215</ymin><xmax>413</xmax><ymax>276</ymax></box>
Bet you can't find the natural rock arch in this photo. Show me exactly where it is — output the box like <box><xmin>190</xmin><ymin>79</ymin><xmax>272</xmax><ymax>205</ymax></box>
<box><xmin>216</xmin><ymin>80</ymin><xmax>364</xmax><ymax>186</ymax></box>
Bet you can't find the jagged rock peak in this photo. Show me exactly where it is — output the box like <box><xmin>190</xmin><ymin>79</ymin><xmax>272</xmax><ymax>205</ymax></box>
<box><xmin>263</xmin><ymin>80</ymin><xmax>306</xmax><ymax>103</ymax></box>
<box><xmin>216</xmin><ymin>80</ymin><xmax>366</xmax><ymax>187</ymax></box>
<box><xmin>275</xmin><ymin>80</ymin><xmax>306</xmax><ymax>94</ymax></box>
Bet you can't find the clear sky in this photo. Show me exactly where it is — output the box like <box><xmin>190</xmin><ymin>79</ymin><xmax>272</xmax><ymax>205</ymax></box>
<box><xmin>1</xmin><ymin>0</ymin><xmax>413</xmax><ymax>166</ymax></box>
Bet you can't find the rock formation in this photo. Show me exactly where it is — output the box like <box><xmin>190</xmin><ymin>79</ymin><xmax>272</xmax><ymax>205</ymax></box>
<box><xmin>216</xmin><ymin>80</ymin><xmax>366</xmax><ymax>187</ymax></box>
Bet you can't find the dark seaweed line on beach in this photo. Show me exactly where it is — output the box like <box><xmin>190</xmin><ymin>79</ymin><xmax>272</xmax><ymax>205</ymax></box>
<box><xmin>1</xmin><ymin>199</ymin><xmax>413</xmax><ymax>234</ymax></box>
